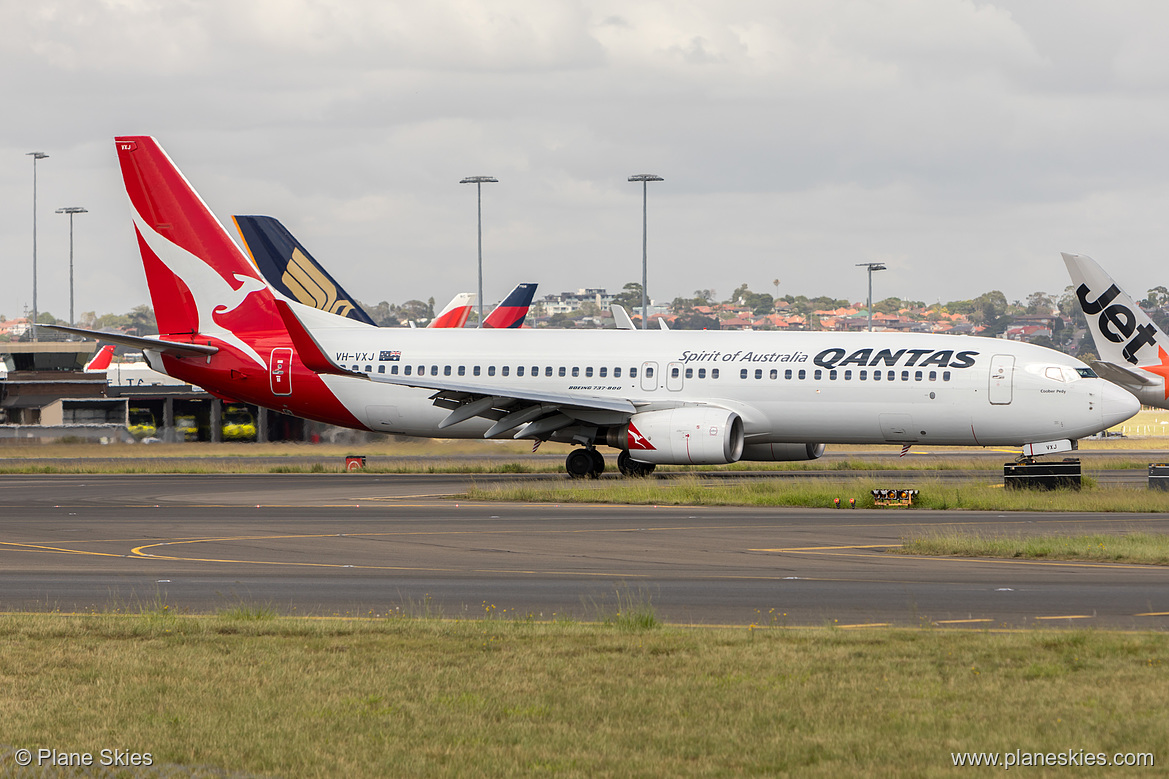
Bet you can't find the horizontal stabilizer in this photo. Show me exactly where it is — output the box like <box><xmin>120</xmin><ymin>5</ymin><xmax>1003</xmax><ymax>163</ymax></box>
<box><xmin>42</xmin><ymin>325</ymin><xmax>218</xmax><ymax>357</ymax></box>
<box><xmin>1091</xmin><ymin>360</ymin><xmax>1158</xmax><ymax>387</ymax></box>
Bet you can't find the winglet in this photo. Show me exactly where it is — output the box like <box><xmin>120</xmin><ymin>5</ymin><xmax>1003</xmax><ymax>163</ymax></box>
<box><xmin>83</xmin><ymin>344</ymin><xmax>116</xmax><ymax>372</ymax></box>
<box><xmin>273</xmin><ymin>299</ymin><xmax>355</xmax><ymax>376</ymax></box>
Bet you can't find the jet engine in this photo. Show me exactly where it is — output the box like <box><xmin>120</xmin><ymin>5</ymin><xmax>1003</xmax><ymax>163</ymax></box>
<box><xmin>740</xmin><ymin>443</ymin><xmax>826</xmax><ymax>462</ymax></box>
<box><xmin>607</xmin><ymin>407</ymin><xmax>745</xmax><ymax>465</ymax></box>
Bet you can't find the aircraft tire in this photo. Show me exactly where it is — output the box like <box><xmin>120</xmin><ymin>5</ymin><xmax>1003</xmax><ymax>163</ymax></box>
<box><xmin>617</xmin><ymin>451</ymin><xmax>656</xmax><ymax>478</ymax></box>
<box><xmin>588</xmin><ymin>449</ymin><xmax>605</xmax><ymax>477</ymax></box>
<box><xmin>565</xmin><ymin>448</ymin><xmax>594</xmax><ymax>479</ymax></box>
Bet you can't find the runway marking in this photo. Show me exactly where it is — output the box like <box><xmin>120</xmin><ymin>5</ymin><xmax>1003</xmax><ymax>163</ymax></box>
<box><xmin>0</xmin><ymin>541</ymin><xmax>129</xmax><ymax>558</ymax></box>
<box><xmin>1033</xmin><ymin>615</ymin><xmax>1095</xmax><ymax>620</ymax></box>
<box><xmin>750</xmin><ymin>547</ymin><xmax>1167</xmax><ymax>571</ymax></box>
<box><xmin>1134</xmin><ymin>612</ymin><xmax>1169</xmax><ymax>617</ymax></box>
<box><xmin>837</xmin><ymin>622</ymin><xmax>891</xmax><ymax>629</ymax></box>
<box><xmin>750</xmin><ymin>544</ymin><xmax>893</xmax><ymax>552</ymax></box>
<box><xmin>934</xmin><ymin>618</ymin><xmax>994</xmax><ymax>625</ymax></box>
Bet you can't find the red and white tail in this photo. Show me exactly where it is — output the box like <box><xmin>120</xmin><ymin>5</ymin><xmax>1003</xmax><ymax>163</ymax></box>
<box><xmin>115</xmin><ymin>137</ymin><xmax>281</xmax><ymax>368</ymax></box>
<box><xmin>428</xmin><ymin>293</ymin><xmax>475</xmax><ymax>328</ymax></box>
<box><xmin>83</xmin><ymin>344</ymin><xmax>115</xmax><ymax>372</ymax></box>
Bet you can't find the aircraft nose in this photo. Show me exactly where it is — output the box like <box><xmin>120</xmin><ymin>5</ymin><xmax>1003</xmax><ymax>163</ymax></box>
<box><xmin>1100</xmin><ymin>380</ymin><xmax>1140</xmax><ymax>429</ymax></box>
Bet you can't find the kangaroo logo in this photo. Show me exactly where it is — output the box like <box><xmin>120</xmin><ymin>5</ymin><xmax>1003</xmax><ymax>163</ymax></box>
<box><xmin>132</xmin><ymin>209</ymin><xmax>268</xmax><ymax>369</ymax></box>
<box><xmin>1076</xmin><ymin>282</ymin><xmax>1159</xmax><ymax>364</ymax></box>
<box><xmin>627</xmin><ymin>422</ymin><xmax>655</xmax><ymax>451</ymax></box>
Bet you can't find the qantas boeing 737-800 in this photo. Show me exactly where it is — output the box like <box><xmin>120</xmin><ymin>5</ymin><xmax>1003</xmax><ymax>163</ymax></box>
<box><xmin>49</xmin><ymin>137</ymin><xmax>1138</xmax><ymax>477</ymax></box>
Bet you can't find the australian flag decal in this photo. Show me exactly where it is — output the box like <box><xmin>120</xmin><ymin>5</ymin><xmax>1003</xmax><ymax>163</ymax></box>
<box><xmin>380</xmin><ymin>350</ymin><xmax>401</xmax><ymax>362</ymax></box>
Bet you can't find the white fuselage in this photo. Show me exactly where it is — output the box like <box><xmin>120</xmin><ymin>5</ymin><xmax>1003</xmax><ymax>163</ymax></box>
<box><xmin>292</xmin><ymin>318</ymin><xmax>1136</xmax><ymax>447</ymax></box>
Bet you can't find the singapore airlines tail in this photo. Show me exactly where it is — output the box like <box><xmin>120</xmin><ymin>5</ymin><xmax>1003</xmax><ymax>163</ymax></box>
<box><xmin>233</xmin><ymin>215</ymin><xmax>377</xmax><ymax>325</ymax></box>
<box><xmin>1062</xmin><ymin>252</ymin><xmax>1169</xmax><ymax>407</ymax></box>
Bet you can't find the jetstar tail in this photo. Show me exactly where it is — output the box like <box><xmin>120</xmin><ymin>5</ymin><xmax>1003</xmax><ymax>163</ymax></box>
<box><xmin>1062</xmin><ymin>252</ymin><xmax>1169</xmax><ymax>404</ymax></box>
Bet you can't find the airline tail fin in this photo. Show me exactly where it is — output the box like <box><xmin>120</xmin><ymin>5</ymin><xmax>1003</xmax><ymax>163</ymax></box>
<box><xmin>233</xmin><ymin>215</ymin><xmax>377</xmax><ymax>326</ymax></box>
<box><xmin>429</xmin><ymin>293</ymin><xmax>475</xmax><ymax>328</ymax></box>
<box><xmin>83</xmin><ymin>344</ymin><xmax>115</xmax><ymax>372</ymax></box>
<box><xmin>483</xmin><ymin>283</ymin><xmax>537</xmax><ymax>329</ymax></box>
<box><xmin>114</xmin><ymin>137</ymin><xmax>283</xmax><ymax>368</ymax></box>
<box><xmin>1062</xmin><ymin>252</ymin><xmax>1168</xmax><ymax>367</ymax></box>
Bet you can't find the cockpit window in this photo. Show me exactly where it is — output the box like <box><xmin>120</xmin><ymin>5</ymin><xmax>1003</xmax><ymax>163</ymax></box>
<box><xmin>1045</xmin><ymin>367</ymin><xmax>1065</xmax><ymax>382</ymax></box>
<box><xmin>1076</xmin><ymin>367</ymin><xmax>1097</xmax><ymax>379</ymax></box>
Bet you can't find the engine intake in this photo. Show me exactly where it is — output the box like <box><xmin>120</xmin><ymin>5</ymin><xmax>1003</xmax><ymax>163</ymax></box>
<box><xmin>611</xmin><ymin>407</ymin><xmax>745</xmax><ymax>465</ymax></box>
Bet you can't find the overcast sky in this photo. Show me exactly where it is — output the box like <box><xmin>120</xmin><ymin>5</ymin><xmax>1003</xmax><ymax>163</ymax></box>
<box><xmin>3</xmin><ymin>0</ymin><xmax>1169</xmax><ymax>321</ymax></box>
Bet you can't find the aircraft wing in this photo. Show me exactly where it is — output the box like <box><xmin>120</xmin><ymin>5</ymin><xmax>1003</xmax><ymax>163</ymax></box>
<box><xmin>41</xmin><ymin>325</ymin><xmax>219</xmax><ymax>357</ymax></box>
<box><xmin>1091</xmin><ymin>360</ymin><xmax>1158</xmax><ymax>387</ymax></box>
<box><xmin>275</xmin><ymin>299</ymin><xmax>639</xmax><ymax>438</ymax></box>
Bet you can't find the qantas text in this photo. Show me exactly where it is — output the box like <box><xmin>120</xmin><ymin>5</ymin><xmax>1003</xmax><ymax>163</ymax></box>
<box><xmin>678</xmin><ymin>348</ymin><xmax>978</xmax><ymax>369</ymax></box>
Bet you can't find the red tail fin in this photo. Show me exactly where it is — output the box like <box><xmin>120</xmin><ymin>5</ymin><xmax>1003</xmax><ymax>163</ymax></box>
<box><xmin>83</xmin><ymin>344</ymin><xmax>115</xmax><ymax>372</ymax></box>
<box><xmin>115</xmin><ymin>137</ymin><xmax>280</xmax><ymax>367</ymax></box>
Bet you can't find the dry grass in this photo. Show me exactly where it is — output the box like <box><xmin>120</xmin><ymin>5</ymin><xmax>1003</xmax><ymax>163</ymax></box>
<box><xmin>0</xmin><ymin>611</ymin><xmax>1166</xmax><ymax>777</ymax></box>
<box><xmin>899</xmin><ymin>532</ymin><xmax>1169</xmax><ymax>565</ymax></box>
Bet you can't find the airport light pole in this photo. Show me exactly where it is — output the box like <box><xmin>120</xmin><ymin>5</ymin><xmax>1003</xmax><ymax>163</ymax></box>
<box><xmin>27</xmin><ymin>151</ymin><xmax>49</xmax><ymax>340</ymax></box>
<box><xmin>856</xmin><ymin>262</ymin><xmax>887</xmax><ymax>332</ymax></box>
<box><xmin>56</xmin><ymin>207</ymin><xmax>88</xmax><ymax>327</ymax></box>
<box><xmin>628</xmin><ymin>174</ymin><xmax>663</xmax><ymax>329</ymax></box>
<box><xmin>459</xmin><ymin>175</ymin><xmax>498</xmax><ymax>327</ymax></box>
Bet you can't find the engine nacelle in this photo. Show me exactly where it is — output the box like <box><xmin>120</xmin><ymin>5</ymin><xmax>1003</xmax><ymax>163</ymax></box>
<box><xmin>740</xmin><ymin>443</ymin><xmax>826</xmax><ymax>462</ymax></box>
<box><xmin>615</xmin><ymin>407</ymin><xmax>745</xmax><ymax>465</ymax></box>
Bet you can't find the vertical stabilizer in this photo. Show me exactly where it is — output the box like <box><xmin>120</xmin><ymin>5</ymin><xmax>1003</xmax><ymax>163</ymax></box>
<box><xmin>484</xmin><ymin>283</ymin><xmax>537</xmax><ymax>329</ymax></box>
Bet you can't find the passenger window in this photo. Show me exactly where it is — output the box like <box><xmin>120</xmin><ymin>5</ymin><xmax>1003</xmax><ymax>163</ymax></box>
<box><xmin>517</xmin><ymin>366</ymin><xmax>525</xmax><ymax>377</ymax></box>
<box><xmin>600</xmin><ymin>367</ymin><xmax>607</xmax><ymax>378</ymax></box>
<box><xmin>698</xmin><ymin>368</ymin><xmax>706</xmax><ymax>379</ymax></box>
<box><xmin>673</xmin><ymin>367</ymin><xmax>681</xmax><ymax>378</ymax></box>
<box><xmin>630</xmin><ymin>367</ymin><xmax>638</xmax><ymax>378</ymax></box>
<box><xmin>391</xmin><ymin>365</ymin><xmax>399</xmax><ymax>375</ymax></box>
<box><xmin>685</xmin><ymin>368</ymin><xmax>693</xmax><ymax>379</ymax></box>
<box><xmin>546</xmin><ymin>367</ymin><xmax>553</xmax><ymax>377</ymax></box>
<box><xmin>444</xmin><ymin>365</ymin><xmax>451</xmax><ymax>376</ymax></box>
<box><xmin>887</xmin><ymin>370</ymin><xmax>895</xmax><ymax>381</ymax></box>
<box><xmin>458</xmin><ymin>366</ymin><xmax>465</xmax><ymax>376</ymax></box>
<box><xmin>914</xmin><ymin>371</ymin><xmax>922</xmax><ymax>381</ymax></box>
<box><xmin>559</xmin><ymin>367</ymin><xmax>566</xmax><ymax>377</ymax></box>
<box><xmin>829</xmin><ymin>370</ymin><xmax>837</xmax><ymax>380</ymax></box>
<box><xmin>859</xmin><ymin>370</ymin><xmax>866</xmax><ymax>380</ymax></box>
<box><xmin>431</xmin><ymin>365</ymin><xmax>438</xmax><ymax>376</ymax></box>
<box><xmin>502</xmin><ymin>366</ymin><xmax>509</xmax><ymax>376</ymax></box>
<box><xmin>943</xmin><ymin>371</ymin><xmax>951</xmax><ymax>381</ymax></box>
<box><xmin>473</xmin><ymin>366</ymin><xmax>481</xmax><ymax>376</ymax></box>
<box><xmin>784</xmin><ymin>369</ymin><xmax>792</xmax><ymax>380</ymax></box>
<box><xmin>365</xmin><ymin>365</ymin><xmax>372</xmax><ymax>372</ymax></box>
<box><xmin>740</xmin><ymin>369</ymin><xmax>748</xmax><ymax>379</ymax></box>
<box><xmin>614</xmin><ymin>367</ymin><xmax>621</xmax><ymax>378</ymax></box>
<box><xmin>874</xmin><ymin>370</ymin><xmax>881</xmax><ymax>381</ymax></box>
<box><xmin>378</xmin><ymin>365</ymin><xmax>385</xmax><ymax>374</ymax></box>
<box><xmin>711</xmin><ymin>368</ymin><xmax>719</xmax><ymax>379</ymax></box>
<box><xmin>488</xmin><ymin>366</ymin><xmax>496</xmax><ymax>376</ymax></box>
<box><xmin>844</xmin><ymin>370</ymin><xmax>851</xmax><ymax>380</ymax></box>
<box><xmin>929</xmin><ymin>371</ymin><xmax>936</xmax><ymax>381</ymax></box>
<box><xmin>586</xmin><ymin>367</ymin><xmax>593</xmax><ymax>378</ymax></box>
<box><xmin>797</xmin><ymin>369</ymin><xmax>805</xmax><ymax>380</ymax></box>
<box><xmin>572</xmin><ymin>367</ymin><xmax>580</xmax><ymax>377</ymax></box>
<box><xmin>770</xmin><ymin>369</ymin><xmax>777</xmax><ymax>380</ymax></box>
<box><xmin>405</xmin><ymin>365</ymin><xmax>413</xmax><ymax>376</ymax></box>
<box><xmin>532</xmin><ymin>366</ymin><xmax>538</xmax><ymax>376</ymax></box>
<box><xmin>814</xmin><ymin>369</ymin><xmax>822</xmax><ymax>380</ymax></box>
<box><xmin>901</xmin><ymin>371</ymin><xmax>909</xmax><ymax>381</ymax></box>
<box><xmin>646</xmin><ymin>367</ymin><xmax>655</xmax><ymax>378</ymax></box>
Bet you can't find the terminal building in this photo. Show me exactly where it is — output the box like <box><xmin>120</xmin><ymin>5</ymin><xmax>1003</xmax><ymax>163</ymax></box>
<box><xmin>0</xmin><ymin>340</ymin><xmax>316</xmax><ymax>443</ymax></box>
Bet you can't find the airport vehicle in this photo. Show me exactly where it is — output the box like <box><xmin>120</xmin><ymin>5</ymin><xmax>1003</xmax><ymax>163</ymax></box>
<box><xmin>222</xmin><ymin>405</ymin><xmax>257</xmax><ymax>441</ymax></box>
<box><xmin>127</xmin><ymin>407</ymin><xmax>157</xmax><ymax>440</ymax></box>
<box><xmin>175</xmin><ymin>414</ymin><xmax>198</xmax><ymax>441</ymax></box>
<box><xmin>234</xmin><ymin>214</ymin><xmax>537</xmax><ymax>328</ymax></box>
<box><xmin>49</xmin><ymin>137</ymin><xmax>1138</xmax><ymax>478</ymax></box>
<box><xmin>1064</xmin><ymin>252</ymin><xmax>1169</xmax><ymax>408</ymax></box>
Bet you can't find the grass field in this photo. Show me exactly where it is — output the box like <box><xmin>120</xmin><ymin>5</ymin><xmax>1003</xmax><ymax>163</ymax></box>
<box><xmin>463</xmin><ymin>475</ymin><xmax>1169</xmax><ymax>512</ymax></box>
<box><xmin>0</xmin><ymin>611</ymin><xmax>1165</xmax><ymax>777</ymax></box>
<box><xmin>899</xmin><ymin>532</ymin><xmax>1169</xmax><ymax>565</ymax></box>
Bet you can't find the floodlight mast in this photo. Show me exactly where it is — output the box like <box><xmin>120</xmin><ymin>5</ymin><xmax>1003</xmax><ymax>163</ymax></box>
<box><xmin>56</xmin><ymin>207</ymin><xmax>88</xmax><ymax>327</ymax></box>
<box><xmin>27</xmin><ymin>151</ymin><xmax>49</xmax><ymax>340</ymax></box>
<box><xmin>459</xmin><ymin>176</ymin><xmax>498</xmax><ymax>327</ymax></box>
<box><xmin>856</xmin><ymin>262</ymin><xmax>887</xmax><ymax>332</ymax></box>
<box><xmin>628</xmin><ymin>174</ymin><xmax>663</xmax><ymax>329</ymax></box>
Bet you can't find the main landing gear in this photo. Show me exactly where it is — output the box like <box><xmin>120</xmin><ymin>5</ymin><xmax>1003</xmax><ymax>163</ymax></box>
<box><xmin>566</xmin><ymin>447</ymin><xmax>605</xmax><ymax>479</ymax></box>
<box><xmin>616</xmin><ymin>450</ymin><xmax>656</xmax><ymax>478</ymax></box>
